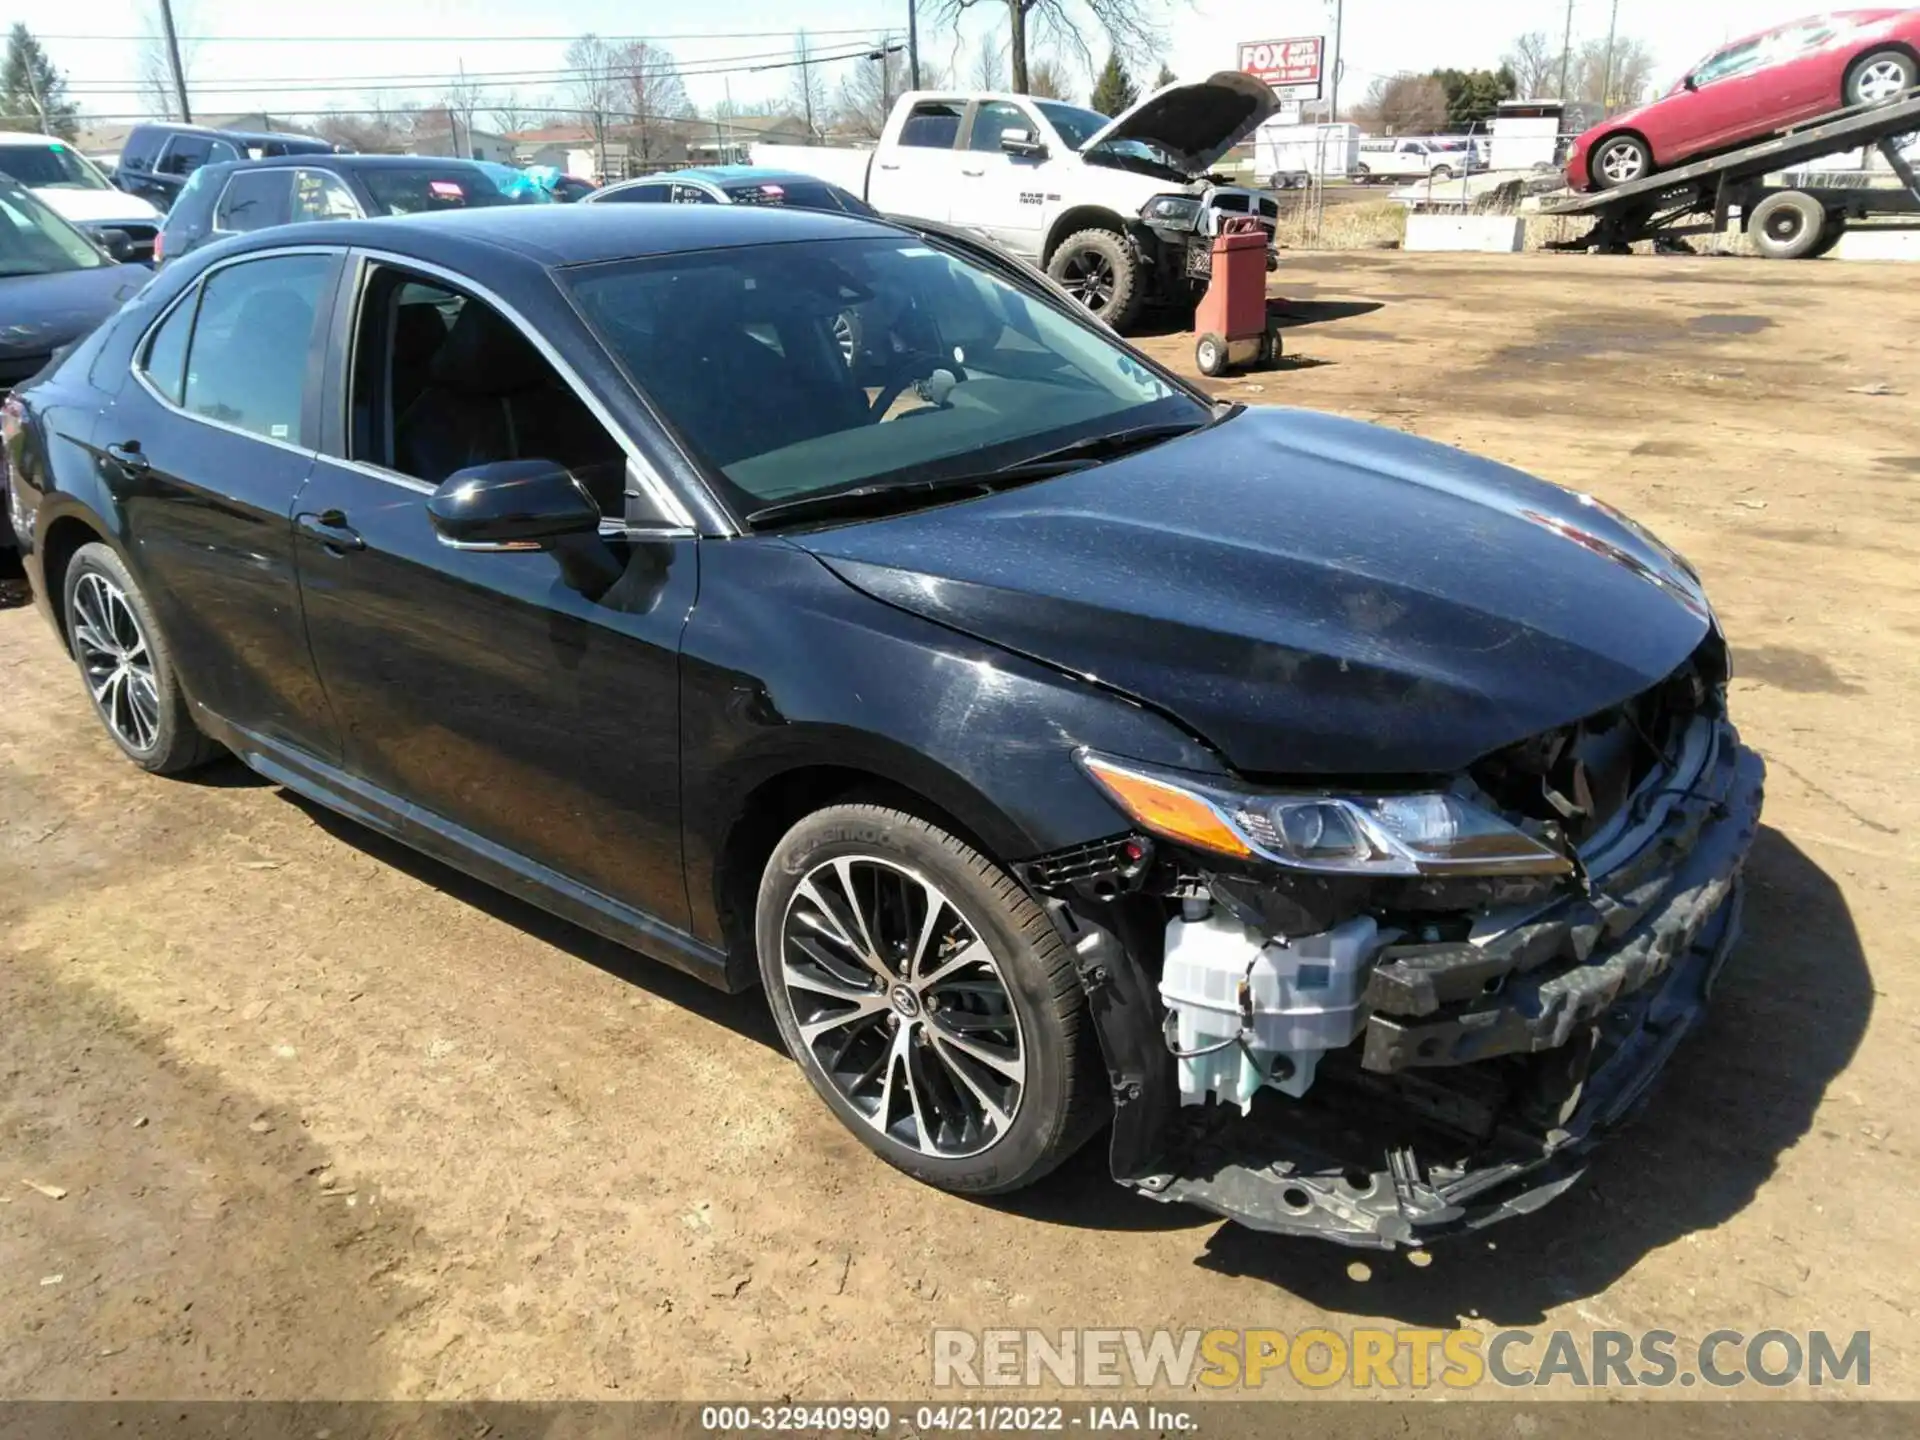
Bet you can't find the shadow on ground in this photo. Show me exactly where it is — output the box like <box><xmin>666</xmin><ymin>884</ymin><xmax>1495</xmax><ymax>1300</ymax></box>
<box><xmin>1192</xmin><ymin>827</ymin><xmax>1869</xmax><ymax>1320</ymax></box>
<box><xmin>278</xmin><ymin>790</ymin><xmax>787</xmax><ymax>1057</ymax></box>
<box><xmin>1270</xmin><ymin>298</ymin><xmax>1387</xmax><ymax>329</ymax></box>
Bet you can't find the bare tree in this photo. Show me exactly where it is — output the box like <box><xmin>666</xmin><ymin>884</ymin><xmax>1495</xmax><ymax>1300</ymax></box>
<box><xmin>311</xmin><ymin>109</ymin><xmax>406</xmax><ymax>153</ymax></box>
<box><xmin>1027</xmin><ymin>55</ymin><xmax>1074</xmax><ymax>102</ymax></box>
<box><xmin>441</xmin><ymin>62</ymin><xmax>485</xmax><ymax>157</ymax></box>
<box><xmin>564</xmin><ymin>33</ymin><xmax>622</xmax><ymax>178</ymax></box>
<box><xmin>929</xmin><ymin>0</ymin><xmax>1156</xmax><ymax>96</ymax></box>
<box><xmin>788</xmin><ymin>30</ymin><xmax>830</xmax><ymax>139</ymax></box>
<box><xmin>1503</xmin><ymin>30</ymin><xmax>1559</xmax><ymax>98</ymax></box>
<box><xmin>969</xmin><ymin>34</ymin><xmax>1008</xmax><ymax>90</ymax></box>
<box><xmin>618</xmin><ymin>41</ymin><xmax>693</xmax><ymax>168</ymax></box>
<box><xmin>835</xmin><ymin>41</ymin><xmax>910</xmax><ymax>138</ymax></box>
<box><xmin>1348</xmin><ymin>73</ymin><xmax>1448</xmax><ymax>134</ymax></box>
<box><xmin>1575</xmin><ymin>35</ymin><xmax>1657</xmax><ymax>109</ymax></box>
<box><xmin>490</xmin><ymin>93</ymin><xmax>538</xmax><ymax>135</ymax></box>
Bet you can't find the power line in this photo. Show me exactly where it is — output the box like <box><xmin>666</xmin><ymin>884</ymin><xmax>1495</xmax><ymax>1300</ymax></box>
<box><xmin>33</xmin><ymin>27</ymin><xmax>894</xmax><ymax>44</ymax></box>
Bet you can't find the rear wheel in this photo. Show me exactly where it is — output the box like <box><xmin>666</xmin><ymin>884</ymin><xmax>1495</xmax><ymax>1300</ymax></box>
<box><xmin>1352</xmin><ymin>163</ymin><xmax>1371</xmax><ymax>184</ymax></box>
<box><xmin>62</xmin><ymin>542</ymin><xmax>219</xmax><ymax>774</ymax></box>
<box><xmin>1046</xmin><ymin>228</ymin><xmax>1141</xmax><ymax>330</ymax></box>
<box><xmin>757</xmin><ymin>804</ymin><xmax>1102</xmax><ymax>1195</ymax></box>
<box><xmin>1430</xmin><ymin>164</ymin><xmax>1455</xmax><ymax>181</ymax></box>
<box><xmin>1847</xmin><ymin>49</ymin><xmax>1917</xmax><ymax>106</ymax></box>
<box><xmin>1195</xmin><ymin>332</ymin><xmax>1227</xmax><ymax>376</ymax></box>
<box><xmin>1747</xmin><ymin>190</ymin><xmax>1827</xmax><ymax>260</ymax></box>
<box><xmin>1590</xmin><ymin>134</ymin><xmax>1651</xmax><ymax>189</ymax></box>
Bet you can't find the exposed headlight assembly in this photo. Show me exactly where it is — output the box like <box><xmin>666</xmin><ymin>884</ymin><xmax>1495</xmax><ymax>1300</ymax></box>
<box><xmin>1077</xmin><ymin>751</ymin><xmax>1574</xmax><ymax>878</ymax></box>
<box><xmin>1140</xmin><ymin>193</ymin><xmax>1203</xmax><ymax>228</ymax></box>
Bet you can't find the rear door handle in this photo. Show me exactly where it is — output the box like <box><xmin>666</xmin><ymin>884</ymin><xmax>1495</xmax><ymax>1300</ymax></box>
<box><xmin>296</xmin><ymin>509</ymin><xmax>365</xmax><ymax>553</ymax></box>
<box><xmin>105</xmin><ymin>441</ymin><xmax>149</xmax><ymax>474</ymax></box>
<box><xmin>877</xmin><ymin>162</ymin><xmax>901</xmax><ymax>170</ymax></box>
<box><xmin>960</xmin><ymin>167</ymin><xmax>985</xmax><ymax>176</ymax></box>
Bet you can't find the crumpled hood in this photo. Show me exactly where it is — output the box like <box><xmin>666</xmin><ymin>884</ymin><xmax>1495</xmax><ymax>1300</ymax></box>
<box><xmin>0</xmin><ymin>265</ymin><xmax>145</xmax><ymax>364</ymax></box>
<box><xmin>1081</xmin><ymin>71</ymin><xmax>1281</xmax><ymax>176</ymax></box>
<box><xmin>796</xmin><ymin>407</ymin><xmax>1714</xmax><ymax>777</ymax></box>
<box><xmin>32</xmin><ymin>186</ymin><xmax>162</xmax><ymax>225</ymax></box>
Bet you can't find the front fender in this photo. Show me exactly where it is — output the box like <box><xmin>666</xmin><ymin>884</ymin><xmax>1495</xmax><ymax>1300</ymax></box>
<box><xmin>678</xmin><ymin>538</ymin><xmax>1222</xmax><ymax>949</ymax></box>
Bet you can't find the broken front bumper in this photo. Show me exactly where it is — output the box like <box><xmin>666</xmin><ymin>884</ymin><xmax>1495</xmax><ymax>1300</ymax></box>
<box><xmin>1123</xmin><ymin>728</ymin><xmax>1765</xmax><ymax>1249</ymax></box>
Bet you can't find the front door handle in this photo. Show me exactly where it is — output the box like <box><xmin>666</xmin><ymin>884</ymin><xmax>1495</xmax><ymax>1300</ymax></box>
<box><xmin>105</xmin><ymin>441</ymin><xmax>149</xmax><ymax>474</ymax></box>
<box><xmin>296</xmin><ymin>509</ymin><xmax>365</xmax><ymax>554</ymax></box>
<box><xmin>877</xmin><ymin>162</ymin><xmax>901</xmax><ymax>170</ymax></box>
<box><xmin>960</xmin><ymin>167</ymin><xmax>985</xmax><ymax>176</ymax></box>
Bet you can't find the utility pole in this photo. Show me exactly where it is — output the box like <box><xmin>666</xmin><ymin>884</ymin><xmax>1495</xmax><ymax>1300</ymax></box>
<box><xmin>1326</xmin><ymin>0</ymin><xmax>1344</xmax><ymax>121</ymax></box>
<box><xmin>907</xmin><ymin>0</ymin><xmax>921</xmax><ymax>90</ymax></box>
<box><xmin>1599</xmin><ymin>0</ymin><xmax>1620</xmax><ymax>109</ymax></box>
<box><xmin>158</xmin><ymin>0</ymin><xmax>192</xmax><ymax>123</ymax></box>
<box><xmin>1557</xmin><ymin>0</ymin><xmax>1575</xmax><ymax>100</ymax></box>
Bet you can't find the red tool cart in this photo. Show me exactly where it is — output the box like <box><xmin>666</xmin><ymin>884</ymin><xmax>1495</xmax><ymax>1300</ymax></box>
<box><xmin>1193</xmin><ymin>217</ymin><xmax>1281</xmax><ymax>377</ymax></box>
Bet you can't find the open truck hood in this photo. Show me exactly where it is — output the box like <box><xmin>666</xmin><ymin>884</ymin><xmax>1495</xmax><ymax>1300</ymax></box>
<box><xmin>795</xmin><ymin>407</ymin><xmax>1713</xmax><ymax>777</ymax></box>
<box><xmin>1081</xmin><ymin>71</ymin><xmax>1281</xmax><ymax>176</ymax></box>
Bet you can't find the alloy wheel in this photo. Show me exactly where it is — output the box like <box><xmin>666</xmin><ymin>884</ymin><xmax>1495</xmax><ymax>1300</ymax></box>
<box><xmin>778</xmin><ymin>855</ymin><xmax>1026</xmax><ymax>1158</ymax></box>
<box><xmin>1057</xmin><ymin>246</ymin><xmax>1116</xmax><ymax>312</ymax></box>
<box><xmin>70</xmin><ymin>572</ymin><xmax>160</xmax><ymax>752</ymax></box>
<box><xmin>1855</xmin><ymin>58</ymin><xmax>1911</xmax><ymax>103</ymax></box>
<box><xmin>1599</xmin><ymin>141</ymin><xmax>1645</xmax><ymax>185</ymax></box>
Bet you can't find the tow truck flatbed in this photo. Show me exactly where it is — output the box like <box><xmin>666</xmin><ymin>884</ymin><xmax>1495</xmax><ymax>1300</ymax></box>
<box><xmin>1542</xmin><ymin>91</ymin><xmax>1920</xmax><ymax>258</ymax></box>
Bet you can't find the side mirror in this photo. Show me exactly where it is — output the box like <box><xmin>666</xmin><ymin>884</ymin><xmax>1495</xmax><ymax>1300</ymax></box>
<box><xmin>96</xmin><ymin>228</ymin><xmax>135</xmax><ymax>262</ymax></box>
<box><xmin>1683</xmin><ymin>74</ymin><xmax>1699</xmax><ymax>92</ymax></box>
<box><xmin>1000</xmin><ymin>128</ymin><xmax>1047</xmax><ymax>158</ymax></box>
<box><xmin>427</xmin><ymin>459</ymin><xmax>601</xmax><ymax>549</ymax></box>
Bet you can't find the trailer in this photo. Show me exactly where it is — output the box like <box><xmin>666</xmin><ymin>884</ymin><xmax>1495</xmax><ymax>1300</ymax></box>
<box><xmin>1541</xmin><ymin>92</ymin><xmax>1920</xmax><ymax>259</ymax></box>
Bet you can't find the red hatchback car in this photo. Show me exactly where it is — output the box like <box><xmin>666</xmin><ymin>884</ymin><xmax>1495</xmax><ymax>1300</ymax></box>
<box><xmin>1569</xmin><ymin>8</ymin><xmax>1920</xmax><ymax>190</ymax></box>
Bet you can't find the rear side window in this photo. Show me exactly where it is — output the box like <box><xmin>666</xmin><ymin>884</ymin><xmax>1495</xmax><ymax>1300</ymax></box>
<box><xmin>158</xmin><ymin>135</ymin><xmax>214</xmax><ymax>177</ymax></box>
<box><xmin>899</xmin><ymin>101</ymin><xmax>964</xmax><ymax>148</ymax></box>
<box><xmin>215</xmin><ymin>170</ymin><xmax>293</xmax><ymax>233</ymax></box>
<box><xmin>600</xmin><ymin>183</ymin><xmax>669</xmax><ymax>203</ymax></box>
<box><xmin>120</xmin><ymin>128</ymin><xmax>163</xmax><ymax>170</ymax></box>
<box><xmin>357</xmin><ymin>167</ymin><xmax>508</xmax><ymax>214</ymax></box>
<box><xmin>290</xmin><ymin>168</ymin><xmax>360</xmax><ymax>221</ymax></box>
<box><xmin>178</xmin><ymin>253</ymin><xmax>333</xmax><ymax>443</ymax></box>
<box><xmin>671</xmin><ymin>183</ymin><xmax>716</xmax><ymax>204</ymax></box>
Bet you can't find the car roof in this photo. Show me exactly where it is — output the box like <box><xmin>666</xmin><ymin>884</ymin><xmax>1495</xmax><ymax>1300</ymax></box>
<box><xmin>211</xmin><ymin>201</ymin><xmax>894</xmax><ymax>269</ymax></box>
<box><xmin>132</xmin><ymin>120</ymin><xmax>323</xmax><ymax>145</ymax></box>
<box><xmin>0</xmin><ymin>131</ymin><xmax>66</xmax><ymax>147</ymax></box>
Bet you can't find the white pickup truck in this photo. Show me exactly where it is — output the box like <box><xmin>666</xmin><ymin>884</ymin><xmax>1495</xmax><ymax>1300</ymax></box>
<box><xmin>753</xmin><ymin>73</ymin><xmax>1281</xmax><ymax>330</ymax></box>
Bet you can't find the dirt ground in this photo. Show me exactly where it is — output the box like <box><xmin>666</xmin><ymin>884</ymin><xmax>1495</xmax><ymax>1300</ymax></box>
<box><xmin>4</xmin><ymin>250</ymin><xmax>1918</xmax><ymax>1403</ymax></box>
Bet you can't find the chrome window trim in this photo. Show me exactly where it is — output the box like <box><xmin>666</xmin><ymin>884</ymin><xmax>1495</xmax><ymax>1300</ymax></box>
<box><xmin>346</xmin><ymin>247</ymin><xmax>709</xmax><ymax>535</ymax></box>
<box><xmin>129</xmin><ymin>244</ymin><xmax>338</xmax><ymax>461</ymax></box>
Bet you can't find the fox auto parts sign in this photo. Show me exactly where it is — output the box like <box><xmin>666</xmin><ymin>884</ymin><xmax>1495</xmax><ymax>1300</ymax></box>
<box><xmin>1238</xmin><ymin>36</ymin><xmax>1324</xmax><ymax>100</ymax></box>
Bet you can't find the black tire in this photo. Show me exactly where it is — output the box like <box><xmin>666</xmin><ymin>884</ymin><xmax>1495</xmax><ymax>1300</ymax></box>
<box><xmin>1845</xmin><ymin>48</ymin><xmax>1918</xmax><ymax>107</ymax></box>
<box><xmin>1045</xmin><ymin>227</ymin><xmax>1141</xmax><ymax>331</ymax></box>
<box><xmin>1430</xmin><ymin>164</ymin><xmax>1454</xmax><ymax>181</ymax></box>
<box><xmin>757</xmin><ymin>803</ymin><xmax>1103</xmax><ymax>1196</ymax></box>
<box><xmin>1353</xmin><ymin>163</ymin><xmax>1371</xmax><ymax>184</ymax></box>
<box><xmin>1195</xmin><ymin>332</ymin><xmax>1228</xmax><ymax>377</ymax></box>
<box><xmin>62</xmin><ymin>541</ymin><xmax>220</xmax><ymax>774</ymax></box>
<box><xmin>1806</xmin><ymin>215</ymin><xmax>1847</xmax><ymax>258</ymax></box>
<box><xmin>1748</xmin><ymin>190</ymin><xmax>1827</xmax><ymax>260</ymax></box>
<box><xmin>1589</xmin><ymin>133</ymin><xmax>1652</xmax><ymax>189</ymax></box>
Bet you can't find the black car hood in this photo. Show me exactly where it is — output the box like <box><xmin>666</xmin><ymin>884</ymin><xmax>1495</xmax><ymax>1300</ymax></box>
<box><xmin>796</xmin><ymin>407</ymin><xmax>1714</xmax><ymax>777</ymax></box>
<box><xmin>0</xmin><ymin>264</ymin><xmax>144</xmax><ymax>366</ymax></box>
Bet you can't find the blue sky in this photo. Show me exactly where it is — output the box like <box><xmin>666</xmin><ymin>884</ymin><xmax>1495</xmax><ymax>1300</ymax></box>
<box><xmin>10</xmin><ymin>0</ymin><xmax>1849</xmax><ymax>125</ymax></box>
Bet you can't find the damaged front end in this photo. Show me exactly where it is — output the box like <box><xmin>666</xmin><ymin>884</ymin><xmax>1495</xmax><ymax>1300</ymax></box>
<box><xmin>1020</xmin><ymin>634</ymin><xmax>1765</xmax><ymax>1248</ymax></box>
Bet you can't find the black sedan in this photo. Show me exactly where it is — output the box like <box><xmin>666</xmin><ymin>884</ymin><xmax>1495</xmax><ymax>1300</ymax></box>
<box><xmin>3</xmin><ymin>203</ymin><xmax>1763</xmax><ymax>1247</ymax></box>
<box><xmin>2</xmin><ymin>177</ymin><xmax>148</xmax><ymax>552</ymax></box>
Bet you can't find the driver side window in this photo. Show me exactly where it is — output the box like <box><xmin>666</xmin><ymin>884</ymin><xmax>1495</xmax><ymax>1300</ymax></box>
<box><xmin>968</xmin><ymin>101</ymin><xmax>1036</xmax><ymax>152</ymax></box>
<box><xmin>345</xmin><ymin>265</ymin><xmax>629</xmax><ymax>517</ymax></box>
<box><xmin>1693</xmin><ymin>40</ymin><xmax>1763</xmax><ymax>86</ymax></box>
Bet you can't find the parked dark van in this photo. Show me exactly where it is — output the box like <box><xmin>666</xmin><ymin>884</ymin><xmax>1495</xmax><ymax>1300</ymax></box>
<box><xmin>114</xmin><ymin>123</ymin><xmax>337</xmax><ymax>207</ymax></box>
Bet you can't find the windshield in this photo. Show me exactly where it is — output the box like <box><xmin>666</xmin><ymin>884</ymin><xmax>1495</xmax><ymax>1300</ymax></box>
<box><xmin>1035</xmin><ymin>99</ymin><xmax>1178</xmax><ymax>169</ymax></box>
<box><xmin>566</xmin><ymin>235</ymin><xmax>1199</xmax><ymax>520</ymax></box>
<box><xmin>0</xmin><ymin>140</ymin><xmax>113</xmax><ymax>191</ymax></box>
<box><xmin>357</xmin><ymin>167</ymin><xmax>523</xmax><ymax>215</ymax></box>
<box><xmin>0</xmin><ymin>181</ymin><xmax>107</xmax><ymax>275</ymax></box>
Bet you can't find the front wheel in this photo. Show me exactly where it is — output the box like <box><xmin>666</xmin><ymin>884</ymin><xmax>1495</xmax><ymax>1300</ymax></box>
<box><xmin>1847</xmin><ymin>49</ymin><xmax>1918</xmax><ymax>106</ymax></box>
<box><xmin>1430</xmin><ymin>164</ymin><xmax>1454</xmax><ymax>181</ymax></box>
<box><xmin>62</xmin><ymin>541</ymin><xmax>220</xmax><ymax>774</ymax></box>
<box><xmin>1195</xmin><ymin>331</ymin><xmax>1228</xmax><ymax>376</ymax></box>
<box><xmin>1590</xmin><ymin>134</ymin><xmax>1652</xmax><ymax>189</ymax></box>
<box><xmin>757</xmin><ymin>804</ymin><xmax>1103</xmax><ymax>1195</ymax></box>
<box><xmin>1045</xmin><ymin>228</ymin><xmax>1141</xmax><ymax>331</ymax></box>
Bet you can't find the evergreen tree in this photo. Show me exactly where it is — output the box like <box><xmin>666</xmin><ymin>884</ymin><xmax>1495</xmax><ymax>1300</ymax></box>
<box><xmin>1154</xmin><ymin>63</ymin><xmax>1176</xmax><ymax>89</ymax></box>
<box><xmin>1</xmin><ymin>25</ymin><xmax>78</xmax><ymax>139</ymax></box>
<box><xmin>1090</xmin><ymin>52</ymin><xmax>1138</xmax><ymax>116</ymax></box>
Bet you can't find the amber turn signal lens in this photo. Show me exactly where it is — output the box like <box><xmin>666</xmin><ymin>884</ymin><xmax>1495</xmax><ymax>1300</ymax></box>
<box><xmin>1080</xmin><ymin>755</ymin><xmax>1252</xmax><ymax>859</ymax></box>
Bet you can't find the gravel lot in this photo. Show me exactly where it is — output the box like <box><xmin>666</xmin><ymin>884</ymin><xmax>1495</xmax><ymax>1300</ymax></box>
<box><xmin>3</xmin><ymin>250</ymin><xmax>1917</xmax><ymax>1401</ymax></box>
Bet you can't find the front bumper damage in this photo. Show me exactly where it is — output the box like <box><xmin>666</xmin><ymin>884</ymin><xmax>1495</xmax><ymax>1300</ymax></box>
<box><xmin>1029</xmin><ymin>718</ymin><xmax>1765</xmax><ymax>1249</ymax></box>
